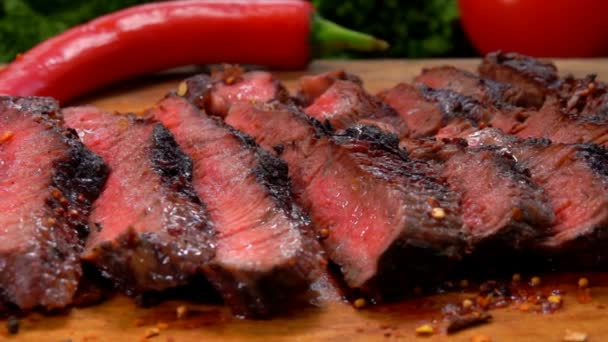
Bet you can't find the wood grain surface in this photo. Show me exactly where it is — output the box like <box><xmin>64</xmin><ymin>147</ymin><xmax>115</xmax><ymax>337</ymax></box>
<box><xmin>3</xmin><ymin>59</ymin><xmax>608</xmax><ymax>342</ymax></box>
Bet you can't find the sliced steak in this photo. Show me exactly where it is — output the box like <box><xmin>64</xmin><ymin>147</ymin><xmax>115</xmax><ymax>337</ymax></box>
<box><xmin>379</xmin><ymin>83</ymin><xmax>521</xmax><ymax>139</ymax></box>
<box><xmin>0</xmin><ymin>97</ymin><xmax>107</xmax><ymax>311</ymax></box>
<box><xmin>467</xmin><ymin>129</ymin><xmax>608</xmax><ymax>254</ymax></box>
<box><xmin>180</xmin><ymin>66</ymin><xmax>288</xmax><ymax>118</ymax></box>
<box><xmin>149</xmin><ymin>94</ymin><xmax>333</xmax><ymax>317</ymax></box>
<box><xmin>415</xmin><ymin>66</ymin><xmax>528</xmax><ymax>108</ymax></box>
<box><xmin>63</xmin><ymin>107</ymin><xmax>215</xmax><ymax>294</ymax></box>
<box><xmin>225</xmin><ymin>101</ymin><xmax>466</xmax><ymax>299</ymax></box>
<box><xmin>304</xmin><ymin>79</ymin><xmax>408</xmax><ymax>137</ymax></box>
<box><xmin>513</xmin><ymin>98</ymin><xmax>608</xmax><ymax>146</ymax></box>
<box><xmin>478</xmin><ymin>51</ymin><xmax>559</xmax><ymax>108</ymax></box>
<box><xmin>403</xmin><ymin>139</ymin><xmax>554</xmax><ymax>249</ymax></box>
<box><xmin>296</xmin><ymin>69</ymin><xmax>362</xmax><ymax>106</ymax></box>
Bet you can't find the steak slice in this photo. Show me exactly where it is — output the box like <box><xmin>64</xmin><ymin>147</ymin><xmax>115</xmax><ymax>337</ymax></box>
<box><xmin>149</xmin><ymin>94</ymin><xmax>332</xmax><ymax>317</ymax></box>
<box><xmin>296</xmin><ymin>69</ymin><xmax>362</xmax><ymax>106</ymax></box>
<box><xmin>225</xmin><ymin>101</ymin><xmax>466</xmax><ymax>299</ymax></box>
<box><xmin>379</xmin><ymin>83</ymin><xmax>521</xmax><ymax>139</ymax></box>
<box><xmin>0</xmin><ymin>97</ymin><xmax>107</xmax><ymax>311</ymax></box>
<box><xmin>63</xmin><ymin>107</ymin><xmax>215</xmax><ymax>294</ymax></box>
<box><xmin>295</xmin><ymin>70</ymin><xmax>363</xmax><ymax>107</ymax></box>
<box><xmin>414</xmin><ymin>66</ymin><xmax>528</xmax><ymax>108</ymax></box>
<box><xmin>513</xmin><ymin>98</ymin><xmax>608</xmax><ymax>146</ymax></box>
<box><xmin>304</xmin><ymin>79</ymin><xmax>408</xmax><ymax>137</ymax></box>
<box><xmin>180</xmin><ymin>66</ymin><xmax>288</xmax><ymax>118</ymax></box>
<box><xmin>478</xmin><ymin>51</ymin><xmax>559</xmax><ymax>108</ymax></box>
<box><xmin>403</xmin><ymin>138</ymin><xmax>554</xmax><ymax>249</ymax></box>
<box><xmin>467</xmin><ymin>129</ymin><xmax>608</xmax><ymax>253</ymax></box>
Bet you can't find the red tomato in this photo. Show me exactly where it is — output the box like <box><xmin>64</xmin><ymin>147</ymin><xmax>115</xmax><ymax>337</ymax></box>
<box><xmin>459</xmin><ymin>0</ymin><xmax>608</xmax><ymax>57</ymax></box>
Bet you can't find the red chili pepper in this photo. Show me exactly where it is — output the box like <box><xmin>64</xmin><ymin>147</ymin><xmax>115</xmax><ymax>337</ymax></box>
<box><xmin>0</xmin><ymin>0</ymin><xmax>387</xmax><ymax>104</ymax></box>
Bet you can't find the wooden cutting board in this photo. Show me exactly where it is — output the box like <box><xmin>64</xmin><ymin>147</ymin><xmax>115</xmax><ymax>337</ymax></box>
<box><xmin>3</xmin><ymin>59</ymin><xmax>608</xmax><ymax>342</ymax></box>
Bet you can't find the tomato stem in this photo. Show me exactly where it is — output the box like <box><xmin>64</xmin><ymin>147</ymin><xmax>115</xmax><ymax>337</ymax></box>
<box><xmin>311</xmin><ymin>14</ymin><xmax>389</xmax><ymax>54</ymax></box>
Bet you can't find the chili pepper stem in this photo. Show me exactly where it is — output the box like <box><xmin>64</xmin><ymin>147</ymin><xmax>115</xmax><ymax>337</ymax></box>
<box><xmin>311</xmin><ymin>14</ymin><xmax>389</xmax><ymax>53</ymax></box>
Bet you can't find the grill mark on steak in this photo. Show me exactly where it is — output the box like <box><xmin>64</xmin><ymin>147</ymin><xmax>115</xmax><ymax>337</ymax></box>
<box><xmin>180</xmin><ymin>66</ymin><xmax>289</xmax><ymax>118</ymax></box>
<box><xmin>379</xmin><ymin>83</ymin><xmax>523</xmax><ymax>140</ymax></box>
<box><xmin>513</xmin><ymin>98</ymin><xmax>608</xmax><ymax>147</ymax></box>
<box><xmin>402</xmin><ymin>138</ymin><xmax>554</xmax><ymax>249</ymax></box>
<box><xmin>225</xmin><ymin>101</ymin><xmax>467</xmax><ymax>300</ymax></box>
<box><xmin>63</xmin><ymin>107</ymin><xmax>215</xmax><ymax>295</ymax></box>
<box><xmin>303</xmin><ymin>79</ymin><xmax>408</xmax><ymax>137</ymax></box>
<box><xmin>0</xmin><ymin>97</ymin><xmax>107</xmax><ymax>311</ymax></box>
<box><xmin>150</xmin><ymin>95</ymin><xmax>336</xmax><ymax>317</ymax></box>
<box><xmin>415</xmin><ymin>66</ymin><xmax>527</xmax><ymax>108</ymax></box>
<box><xmin>467</xmin><ymin>129</ymin><xmax>608</xmax><ymax>252</ymax></box>
<box><xmin>479</xmin><ymin>51</ymin><xmax>558</xmax><ymax>108</ymax></box>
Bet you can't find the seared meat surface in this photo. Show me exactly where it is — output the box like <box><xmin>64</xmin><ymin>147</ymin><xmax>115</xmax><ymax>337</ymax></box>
<box><xmin>0</xmin><ymin>97</ymin><xmax>107</xmax><ymax>311</ymax></box>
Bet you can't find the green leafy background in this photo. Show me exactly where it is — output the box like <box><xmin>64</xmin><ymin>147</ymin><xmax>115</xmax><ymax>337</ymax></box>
<box><xmin>0</xmin><ymin>0</ymin><xmax>473</xmax><ymax>63</ymax></box>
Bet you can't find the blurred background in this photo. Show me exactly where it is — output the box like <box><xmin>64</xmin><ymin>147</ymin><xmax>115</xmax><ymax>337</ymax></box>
<box><xmin>1</xmin><ymin>0</ymin><xmax>607</xmax><ymax>63</ymax></box>
<box><xmin>0</xmin><ymin>0</ymin><xmax>472</xmax><ymax>63</ymax></box>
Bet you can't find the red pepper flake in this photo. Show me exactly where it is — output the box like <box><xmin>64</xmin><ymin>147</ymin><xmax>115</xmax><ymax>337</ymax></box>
<box><xmin>1</xmin><ymin>131</ymin><xmax>13</xmax><ymax>142</ymax></box>
<box><xmin>511</xmin><ymin>207</ymin><xmax>522</xmax><ymax>221</ymax></box>
<box><xmin>577</xmin><ymin>288</ymin><xmax>592</xmax><ymax>304</ymax></box>
<box><xmin>476</xmin><ymin>295</ymin><xmax>492</xmax><ymax>309</ymax></box>
<box><xmin>318</xmin><ymin>228</ymin><xmax>330</xmax><ymax>239</ymax></box>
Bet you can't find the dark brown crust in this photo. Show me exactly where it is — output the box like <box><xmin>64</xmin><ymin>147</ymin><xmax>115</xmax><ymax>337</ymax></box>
<box><xmin>0</xmin><ymin>97</ymin><xmax>108</xmax><ymax>312</ymax></box>
<box><xmin>415</xmin><ymin>66</ymin><xmax>524</xmax><ymax>108</ymax></box>
<box><xmin>418</xmin><ymin>86</ymin><xmax>486</xmax><ymax>126</ymax></box>
<box><xmin>479</xmin><ymin>51</ymin><xmax>559</xmax><ymax>108</ymax></box>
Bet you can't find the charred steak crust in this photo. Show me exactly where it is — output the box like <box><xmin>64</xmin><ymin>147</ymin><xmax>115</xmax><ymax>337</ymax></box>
<box><xmin>0</xmin><ymin>97</ymin><xmax>107</xmax><ymax>311</ymax></box>
<box><xmin>63</xmin><ymin>109</ymin><xmax>215</xmax><ymax>295</ymax></box>
<box><xmin>577</xmin><ymin>143</ymin><xmax>608</xmax><ymax>178</ymax></box>
<box><xmin>482</xmin><ymin>52</ymin><xmax>559</xmax><ymax>85</ymax></box>
<box><xmin>415</xmin><ymin>66</ymin><xmax>521</xmax><ymax>108</ymax></box>
<box><xmin>419</xmin><ymin>86</ymin><xmax>486</xmax><ymax>125</ymax></box>
<box><xmin>479</xmin><ymin>51</ymin><xmax>559</xmax><ymax>108</ymax></box>
<box><xmin>151</xmin><ymin>123</ymin><xmax>199</xmax><ymax>201</ymax></box>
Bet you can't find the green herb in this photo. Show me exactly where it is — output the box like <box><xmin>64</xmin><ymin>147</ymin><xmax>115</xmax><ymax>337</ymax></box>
<box><xmin>312</xmin><ymin>0</ymin><xmax>473</xmax><ymax>58</ymax></box>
